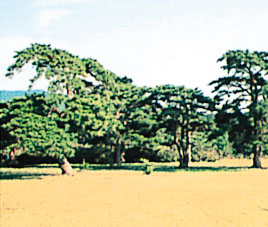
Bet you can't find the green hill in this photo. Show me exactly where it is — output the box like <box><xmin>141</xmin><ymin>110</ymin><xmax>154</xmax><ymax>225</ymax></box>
<box><xmin>0</xmin><ymin>90</ymin><xmax>45</xmax><ymax>101</ymax></box>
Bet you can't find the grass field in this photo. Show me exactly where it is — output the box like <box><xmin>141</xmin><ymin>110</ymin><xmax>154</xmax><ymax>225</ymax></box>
<box><xmin>1</xmin><ymin>159</ymin><xmax>268</xmax><ymax>227</ymax></box>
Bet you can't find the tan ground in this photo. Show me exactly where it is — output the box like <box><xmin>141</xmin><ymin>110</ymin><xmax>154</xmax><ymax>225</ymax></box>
<box><xmin>1</xmin><ymin>159</ymin><xmax>268</xmax><ymax>227</ymax></box>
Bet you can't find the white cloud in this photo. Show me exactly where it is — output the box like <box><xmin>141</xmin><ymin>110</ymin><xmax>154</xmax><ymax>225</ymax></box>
<box><xmin>37</xmin><ymin>9</ymin><xmax>71</xmax><ymax>30</ymax></box>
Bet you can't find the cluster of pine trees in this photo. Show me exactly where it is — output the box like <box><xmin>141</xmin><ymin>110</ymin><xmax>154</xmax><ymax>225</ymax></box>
<box><xmin>0</xmin><ymin>44</ymin><xmax>267</xmax><ymax>170</ymax></box>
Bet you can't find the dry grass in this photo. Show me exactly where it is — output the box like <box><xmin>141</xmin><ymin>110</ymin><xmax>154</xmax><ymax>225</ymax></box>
<box><xmin>1</xmin><ymin>159</ymin><xmax>268</xmax><ymax>227</ymax></box>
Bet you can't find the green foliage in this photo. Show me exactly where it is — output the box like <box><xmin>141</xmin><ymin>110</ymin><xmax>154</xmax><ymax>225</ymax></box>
<box><xmin>191</xmin><ymin>131</ymin><xmax>218</xmax><ymax>162</ymax></box>
<box><xmin>149</xmin><ymin>85</ymin><xmax>213</xmax><ymax>167</ymax></box>
<box><xmin>2</xmin><ymin>44</ymin><xmax>267</xmax><ymax>168</ymax></box>
<box><xmin>215</xmin><ymin>132</ymin><xmax>233</xmax><ymax>157</ymax></box>
<box><xmin>210</xmin><ymin>50</ymin><xmax>268</xmax><ymax>167</ymax></box>
<box><xmin>0</xmin><ymin>94</ymin><xmax>77</xmax><ymax>161</ymax></box>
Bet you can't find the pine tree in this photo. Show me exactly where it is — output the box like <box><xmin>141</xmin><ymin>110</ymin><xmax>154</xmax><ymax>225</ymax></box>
<box><xmin>210</xmin><ymin>50</ymin><xmax>268</xmax><ymax>168</ymax></box>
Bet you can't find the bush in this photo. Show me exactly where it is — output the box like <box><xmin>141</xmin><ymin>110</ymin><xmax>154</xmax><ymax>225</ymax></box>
<box><xmin>140</xmin><ymin>158</ymin><xmax>154</xmax><ymax>175</ymax></box>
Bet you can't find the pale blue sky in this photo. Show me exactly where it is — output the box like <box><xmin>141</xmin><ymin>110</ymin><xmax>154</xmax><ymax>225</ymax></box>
<box><xmin>1</xmin><ymin>0</ymin><xmax>267</xmax><ymax>94</ymax></box>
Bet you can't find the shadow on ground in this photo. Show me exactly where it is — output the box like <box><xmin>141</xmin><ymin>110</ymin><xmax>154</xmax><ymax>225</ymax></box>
<box><xmin>153</xmin><ymin>166</ymin><xmax>251</xmax><ymax>172</ymax></box>
<box><xmin>83</xmin><ymin>165</ymin><xmax>145</xmax><ymax>171</ymax></box>
<box><xmin>81</xmin><ymin>164</ymin><xmax>252</xmax><ymax>172</ymax></box>
<box><xmin>1</xmin><ymin>163</ymin><xmax>264</xmax><ymax>180</ymax></box>
<box><xmin>0</xmin><ymin>171</ymin><xmax>58</xmax><ymax>180</ymax></box>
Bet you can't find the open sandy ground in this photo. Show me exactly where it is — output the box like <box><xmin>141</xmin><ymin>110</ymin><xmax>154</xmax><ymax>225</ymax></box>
<box><xmin>1</xmin><ymin>159</ymin><xmax>268</xmax><ymax>227</ymax></box>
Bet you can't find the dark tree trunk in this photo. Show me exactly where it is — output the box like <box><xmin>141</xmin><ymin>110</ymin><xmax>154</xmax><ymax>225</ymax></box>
<box><xmin>179</xmin><ymin>152</ymin><xmax>189</xmax><ymax>168</ymax></box>
<box><xmin>252</xmin><ymin>145</ymin><xmax>262</xmax><ymax>168</ymax></box>
<box><xmin>174</xmin><ymin>141</ymin><xmax>189</xmax><ymax>168</ymax></box>
<box><xmin>115</xmin><ymin>113</ymin><xmax>122</xmax><ymax>166</ymax></box>
<box><xmin>174</xmin><ymin>142</ymin><xmax>182</xmax><ymax>163</ymax></box>
<box><xmin>115</xmin><ymin>135</ymin><xmax>122</xmax><ymax>166</ymax></box>
<box><xmin>59</xmin><ymin>157</ymin><xmax>74</xmax><ymax>176</ymax></box>
<box><xmin>109</xmin><ymin>145</ymin><xmax>114</xmax><ymax>167</ymax></box>
<box><xmin>178</xmin><ymin>124</ymin><xmax>190</xmax><ymax>168</ymax></box>
<box><xmin>6</xmin><ymin>148</ymin><xmax>21</xmax><ymax>167</ymax></box>
<box><xmin>252</xmin><ymin>117</ymin><xmax>262</xmax><ymax>168</ymax></box>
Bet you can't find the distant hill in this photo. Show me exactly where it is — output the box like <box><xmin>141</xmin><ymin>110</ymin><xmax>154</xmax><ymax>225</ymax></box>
<box><xmin>0</xmin><ymin>90</ymin><xmax>45</xmax><ymax>101</ymax></box>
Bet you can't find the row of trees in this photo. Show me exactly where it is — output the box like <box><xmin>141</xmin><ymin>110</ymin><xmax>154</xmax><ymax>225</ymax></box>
<box><xmin>0</xmin><ymin>44</ymin><xmax>267</xmax><ymax>173</ymax></box>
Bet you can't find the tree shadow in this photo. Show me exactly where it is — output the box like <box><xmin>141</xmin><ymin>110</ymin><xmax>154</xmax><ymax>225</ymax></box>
<box><xmin>0</xmin><ymin>171</ymin><xmax>58</xmax><ymax>180</ymax></box>
<box><xmin>2</xmin><ymin>163</ymin><xmax>264</xmax><ymax>180</ymax></box>
<box><xmin>25</xmin><ymin>165</ymin><xmax>59</xmax><ymax>169</ymax></box>
<box><xmin>80</xmin><ymin>164</ymin><xmax>252</xmax><ymax>172</ymax></box>
<box><xmin>153</xmin><ymin>166</ymin><xmax>250</xmax><ymax>172</ymax></box>
<box><xmin>82</xmin><ymin>164</ymin><xmax>145</xmax><ymax>171</ymax></box>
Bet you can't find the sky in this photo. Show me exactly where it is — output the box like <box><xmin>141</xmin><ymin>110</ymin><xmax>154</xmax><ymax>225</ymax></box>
<box><xmin>0</xmin><ymin>0</ymin><xmax>268</xmax><ymax>95</ymax></box>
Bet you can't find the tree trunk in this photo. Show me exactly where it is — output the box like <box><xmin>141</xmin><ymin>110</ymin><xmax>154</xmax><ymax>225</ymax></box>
<box><xmin>6</xmin><ymin>148</ymin><xmax>20</xmax><ymax>167</ymax></box>
<box><xmin>109</xmin><ymin>145</ymin><xmax>114</xmax><ymax>167</ymax></box>
<box><xmin>180</xmin><ymin>152</ymin><xmax>189</xmax><ymax>168</ymax></box>
<box><xmin>252</xmin><ymin>145</ymin><xmax>262</xmax><ymax>168</ymax></box>
<box><xmin>252</xmin><ymin>117</ymin><xmax>262</xmax><ymax>168</ymax></box>
<box><xmin>116</xmin><ymin>143</ymin><xmax>121</xmax><ymax>166</ymax></box>
<box><xmin>59</xmin><ymin>157</ymin><xmax>75</xmax><ymax>176</ymax></box>
<box><xmin>115</xmin><ymin>113</ymin><xmax>122</xmax><ymax>166</ymax></box>
<box><xmin>116</xmin><ymin>138</ymin><xmax>121</xmax><ymax>166</ymax></box>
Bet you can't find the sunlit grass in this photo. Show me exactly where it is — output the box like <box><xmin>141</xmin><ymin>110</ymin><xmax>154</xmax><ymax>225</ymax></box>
<box><xmin>1</xmin><ymin>159</ymin><xmax>268</xmax><ymax>227</ymax></box>
<box><xmin>0</xmin><ymin>160</ymin><xmax>268</xmax><ymax>227</ymax></box>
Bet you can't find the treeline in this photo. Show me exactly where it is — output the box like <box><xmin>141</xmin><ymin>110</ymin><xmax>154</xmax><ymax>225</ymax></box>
<box><xmin>0</xmin><ymin>44</ymin><xmax>267</xmax><ymax>169</ymax></box>
<box><xmin>0</xmin><ymin>90</ymin><xmax>44</xmax><ymax>101</ymax></box>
